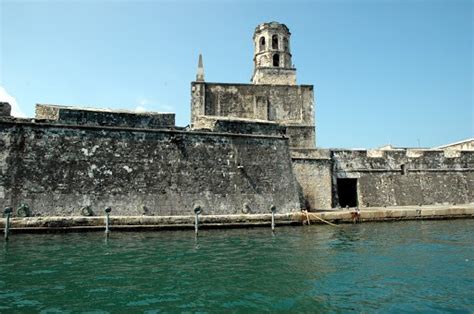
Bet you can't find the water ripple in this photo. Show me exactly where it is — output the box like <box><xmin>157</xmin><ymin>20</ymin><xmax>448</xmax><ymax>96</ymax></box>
<box><xmin>0</xmin><ymin>220</ymin><xmax>473</xmax><ymax>312</ymax></box>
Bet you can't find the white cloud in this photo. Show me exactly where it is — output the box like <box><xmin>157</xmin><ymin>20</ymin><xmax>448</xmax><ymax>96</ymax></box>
<box><xmin>134</xmin><ymin>105</ymin><xmax>147</xmax><ymax>113</ymax></box>
<box><xmin>0</xmin><ymin>86</ymin><xmax>25</xmax><ymax>117</ymax></box>
<box><xmin>135</xmin><ymin>97</ymin><xmax>174</xmax><ymax>113</ymax></box>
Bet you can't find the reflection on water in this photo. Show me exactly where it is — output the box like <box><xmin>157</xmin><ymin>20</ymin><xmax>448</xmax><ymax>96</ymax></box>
<box><xmin>0</xmin><ymin>220</ymin><xmax>473</xmax><ymax>312</ymax></box>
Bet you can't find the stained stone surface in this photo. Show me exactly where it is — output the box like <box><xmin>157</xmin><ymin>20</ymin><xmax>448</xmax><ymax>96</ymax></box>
<box><xmin>292</xmin><ymin>148</ymin><xmax>474</xmax><ymax>209</ymax></box>
<box><xmin>36</xmin><ymin>104</ymin><xmax>175</xmax><ymax>129</ymax></box>
<box><xmin>0</xmin><ymin>119</ymin><xmax>301</xmax><ymax>217</ymax></box>
<box><xmin>191</xmin><ymin>82</ymin><xmax>315</xmax><ymax>148</ymax></box>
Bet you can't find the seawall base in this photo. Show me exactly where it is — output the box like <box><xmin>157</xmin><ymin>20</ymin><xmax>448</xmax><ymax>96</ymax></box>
<box><xmin>1</xmin><ymin>204</ymin><xmax>473</xmax><ymax>233</ymax></box>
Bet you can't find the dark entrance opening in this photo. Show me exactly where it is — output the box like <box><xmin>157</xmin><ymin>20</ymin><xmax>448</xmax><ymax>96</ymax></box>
<box><xmin>337</xmin><ymin>178</ymin><xmax>358</xmax><ymax>207</ymax></box>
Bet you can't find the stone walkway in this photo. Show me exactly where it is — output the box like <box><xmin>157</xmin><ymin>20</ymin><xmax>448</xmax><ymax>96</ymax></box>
<box><xmin>1</xmin><ymin>204</ymin><xmax>473</xmax><ymax>233</ymax></box>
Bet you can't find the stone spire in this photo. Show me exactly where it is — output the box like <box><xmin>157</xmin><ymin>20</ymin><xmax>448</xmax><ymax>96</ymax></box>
<box><xmin>196</xmin><ymin>54</ymin><xmax>205</xmax><ymax>82</ymax></box>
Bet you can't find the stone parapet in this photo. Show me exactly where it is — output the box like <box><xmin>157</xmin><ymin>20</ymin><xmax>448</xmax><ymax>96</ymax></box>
<box><xmin>36</xmin><ymin>104</ymin><xmax>175</xmax><ymax>129</ymax></box>
<box><xmin>290</xmin><ymin>148</ymin><xmax>331</xmax><ymax>160</ymax></box>
<box><xmin>192</xmin><ymin>115</ymin><xmax>285</xmax><ymax>137</ymax></box>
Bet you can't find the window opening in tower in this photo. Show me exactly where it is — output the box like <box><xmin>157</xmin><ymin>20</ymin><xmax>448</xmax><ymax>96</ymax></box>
<box><xmin>273</xmin><ymin>54</ymin><xmax>280</xmax><ymax>67</ymax></box>
<box><xmin>259</xmin><ymin>36</ymin><xmax>265</xmax><ymax>51</ymax></box>
<box><xmin>272</xmin><ymin>35</ymin><xmax>278</xmax><ymax>49</ymax></box>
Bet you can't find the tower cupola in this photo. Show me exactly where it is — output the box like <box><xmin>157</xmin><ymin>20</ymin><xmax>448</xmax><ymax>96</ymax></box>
<box><xmin>251</xmin><ymin>22</ymin><xmax>296</xmax><ymax>85</ymax></box>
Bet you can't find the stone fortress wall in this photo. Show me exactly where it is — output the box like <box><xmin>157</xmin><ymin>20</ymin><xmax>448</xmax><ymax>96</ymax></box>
<box><xmin>0</xmin><ymin>21</ymin><xmax>473</xmax><ymax>219</ymax></box>
<box><xmin>189</xmin><ymin>21</ymin><xmax>474</xmax><ymax>211</ymax></box>
<box><xmin>293</xmin><ymin>149</ymin><xmax>474</xmax><ymax>210</ymax></box>
<box><xmin>0</xmin><ymin>113</ymin><xmax>302</xmax><ymax>217</ymax></box>
<box><xmin>333</xmin><ymin>149</ymin><xmax>473</xmax><ymax>207</ymax></box>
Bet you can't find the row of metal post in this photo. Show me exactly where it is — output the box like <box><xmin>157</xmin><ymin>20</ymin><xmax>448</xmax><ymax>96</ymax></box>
<box><xmin>3</xmin><ymin>206</ymin><xmax>113</xmax><ymax>241</ymax></box>
<box><xmin>4</xmin><ymin>205</ymin><xmax>277</xmax><ymax>240</ymax></box>
<box><xmin>3</xmin><ymin>207</ymin><xmax>12</xmax><ymax>240</ymax></box>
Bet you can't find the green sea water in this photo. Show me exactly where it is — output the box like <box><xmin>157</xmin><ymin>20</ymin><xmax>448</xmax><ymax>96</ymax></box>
<box><xmin>0</xmin><ymin>220</ymin><xmax>473</xmax><ymax>313</ymax></box>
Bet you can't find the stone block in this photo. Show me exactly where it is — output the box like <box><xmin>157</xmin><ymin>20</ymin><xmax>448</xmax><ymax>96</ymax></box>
<box><xmin>0</xmin><ymin>102</ymin><xmax>11</xmax><ymax>116</ymax></box>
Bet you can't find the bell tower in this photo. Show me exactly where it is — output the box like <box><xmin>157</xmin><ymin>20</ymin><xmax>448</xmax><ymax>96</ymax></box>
<box><xmin>251</xmin><ymin>22</ymin><xmax>296</xmax><ymax>85</ymax></box>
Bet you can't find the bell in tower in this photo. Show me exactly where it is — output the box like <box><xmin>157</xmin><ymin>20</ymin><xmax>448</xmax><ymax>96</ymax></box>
<box><xmin>251</xmin><ymin>22</ymin><xmax>297</xmax><ymax>85</ymax></box>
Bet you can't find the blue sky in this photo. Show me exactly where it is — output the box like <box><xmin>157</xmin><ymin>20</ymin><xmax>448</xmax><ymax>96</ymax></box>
<box><xmin>1</xmin><ymin>0</ymin><xmax>472</xmax><ymax>148</ymax></box>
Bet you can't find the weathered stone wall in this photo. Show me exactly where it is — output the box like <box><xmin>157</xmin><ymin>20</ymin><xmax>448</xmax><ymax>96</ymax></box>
<box><xmin>191</xmin><ymin>82</ymin><xmax>315</xmax><ymax>148</ymax></box>
<box><xmin>332</xmin><ymin>149</ymin><xmax>474</xmax><ymax>207</ymax></box>
<box><xmin>290</xmin><ymin>148</ymin><xmax>474</xmax><ymax>210</ymax></box>
<box><xmin>0</xmin><ymin>102</ymin><xmax>11</xmax><ymax>117</ymax></box>
<box><xmin>252</xmin><ymin>68</ymin><xmax>297</xmax><ymax>85</ymax></box>
<box><xmin>191</xmin><ymin>82</ymin><xmax>206</xmax><ymax>124</ymax></box>
<box><xmin>0</xmin><ymin>120</ymin><xmax>302</xmax><ymax>217</ymax></box>
<box><xmin>291</xmin><ymin>149</ymin><xmax>333</xmax><ymax>210</ymax></box>
<box><xmin>36</xmin><ymin>104</ymin><xmax>175</xmax><ymax>129</ymax></box>
<box><xmin>192</xmin><ymin>116</ymin><xmax>285</xmax><ymax>137</ymax></box>
<box><xmin>285</xmin><ymin>126</ymin><xmax>316</xmax><ymax>148</ymax></box>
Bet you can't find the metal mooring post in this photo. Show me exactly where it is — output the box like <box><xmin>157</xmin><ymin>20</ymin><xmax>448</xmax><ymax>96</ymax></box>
<box><xmin>104</xmin><ymin>207</ymin><xmax>112</xmax><ymax>236</ymax></box>
<box><xmin>270</xmin><ymin>205</ymin><xmax>276</xmax><ymax>232</ymax></box>
<box><xmin>194</xmin><ymin>206</ymin><xmax>202</xmax><ymax>235</ymax></box>
<box><xmin>4</xmin><ymin>207</ymin><xmax>12</xmax><ymax>241</ymax></box>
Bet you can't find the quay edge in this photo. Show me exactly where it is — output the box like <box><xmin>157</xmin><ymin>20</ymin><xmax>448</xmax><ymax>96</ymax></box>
<box><xmin>1</xmin><ymin>204</ymin><xmax>473</xmax><ymax>233</ymax></box>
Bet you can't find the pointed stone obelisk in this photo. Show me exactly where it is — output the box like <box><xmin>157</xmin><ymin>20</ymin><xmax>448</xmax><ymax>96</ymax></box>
<box><xmin>196</xmin><ymin>54</ymin><xmax>205</xmax><ymax>82</ymax></box>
